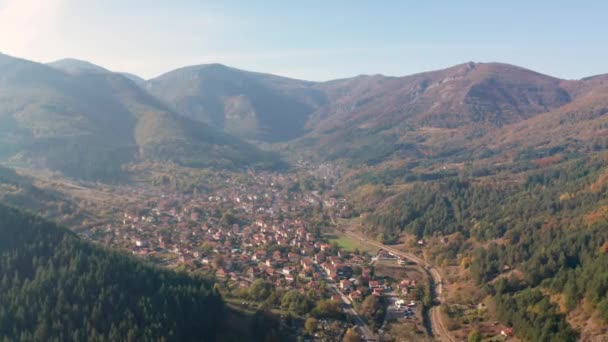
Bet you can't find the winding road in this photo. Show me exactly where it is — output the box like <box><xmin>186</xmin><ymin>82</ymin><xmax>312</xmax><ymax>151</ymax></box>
<box><xmin>313</xmin><ymin>261</ymin><xmax>378</xmax><ymax>341</ymax></box>
<box><xmin>312</xmin><ymin>190</ymin><xmax>454</xmax><ymax>341</ymax></box>
<box><xmin>341</xmin><ymin>230</ymin><xmax>456</xmax><ymax>342</ymax></box>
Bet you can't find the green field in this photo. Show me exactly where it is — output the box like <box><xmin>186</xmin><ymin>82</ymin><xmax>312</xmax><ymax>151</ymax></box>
<box><xmin>325</xmin><ymin>230</ymin><xmax>377</xmax><ymax>254</ymax></box>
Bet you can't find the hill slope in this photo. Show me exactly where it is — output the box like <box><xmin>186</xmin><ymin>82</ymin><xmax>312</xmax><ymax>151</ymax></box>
<box><xmin>41</xmin><ymin>59</ymin><xmax>605</xmax><ymax>172</ymax></box>
<box><xmin>0</xmin><ymin>203</ymin><xmax>224</xmax><ymax>341</ymax></box>
<box><xmin>297</xmin><ymin>62</ymin><xmax>573</xmax><ymax>166</ymax></box>
<box><xmin>312</xmin><ymin>62</ymin><xmax>570</xmax><ymax>129</ymax></box>
<box><xmin>0</xmin><ymin>166</ymin><xmax>86</xmax><ymax>226</ymax></box>
<box><xmin>483</xmin><ymin>74</ymin><xmax>608</xmax><ymax>155</ymax></box>
<box><xmin>0</xmin><ymin>54</ymin><xmax>281</xmax><ymax>180</ymax></box>
<box><xmin>147</xmin><ymin>64</ymin><xmax>326</xmax><ymax>142</ymax></box>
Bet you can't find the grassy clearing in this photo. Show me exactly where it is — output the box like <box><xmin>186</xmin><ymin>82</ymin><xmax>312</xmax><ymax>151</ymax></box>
<box><xmin>325</xmin><ymin>229</ymin><xmax>377</xmax><ymax>254</ymax></box>
<box><xmin>333</xmin><ymin>236</ymin><xmax>359</xmax><ymax>251</ymax></box>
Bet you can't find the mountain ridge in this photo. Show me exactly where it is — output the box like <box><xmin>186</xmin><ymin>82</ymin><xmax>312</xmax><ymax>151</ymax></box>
<box><xmin>47</xmin><ymin>58</ymin><xmax>109</xmax><ymax>73</ymax></box>
<box><xmin>5</xmin><ymin>52</ymin><xmax>608</xmax><ymax>180</ymax></box>
<box><xmin>145</xmin><ymin>60</ymin><xmax>599</xmax><ymax>159</ymax></box>
<box><xmin>0</xmin><ymin>53</ymin><xmax>283</xmax><ymax>181</ymax></box>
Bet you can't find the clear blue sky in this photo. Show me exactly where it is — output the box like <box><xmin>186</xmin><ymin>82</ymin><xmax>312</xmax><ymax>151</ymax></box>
<box><xmin>1</xmin><ymin>0</ymin><xmax>606</xmax><ymax>80</ymax></box>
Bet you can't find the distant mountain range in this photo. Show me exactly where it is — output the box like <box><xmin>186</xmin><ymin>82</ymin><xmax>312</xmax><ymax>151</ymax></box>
<box><xmin>2</xmin><ymin>52</ymin><xmax>608</xmax><ymax>180</ymax></box>
<box><xmin>143</xmin><ymin>60</ymin><xmax>608</xmax><ymax>169</ymax></box>
<box><xmin>0</xmin><ymin>53</ymin><xmax>281</xmax><ymax>180</ymax></box>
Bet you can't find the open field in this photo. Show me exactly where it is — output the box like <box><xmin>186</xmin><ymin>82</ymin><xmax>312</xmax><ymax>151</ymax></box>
<box><xmin>375</xmin><ymin>260</ymin><xmax>426</xmax><ymax>283</ymax></box>
<box><xmin>324</xmin><ymin>229</ymin><xmax>378</xmax><ymax>254</ymax></box>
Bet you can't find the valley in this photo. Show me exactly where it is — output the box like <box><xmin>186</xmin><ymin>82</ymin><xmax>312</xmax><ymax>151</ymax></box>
<box><xmin>5</xmin><ymin>163</ymin><xmax>436</xmax><ymax>341</ymax></box>
<box><xmin>1</xmin><ymin>52</ymin><xmax>608</xmax><ymax>341</ymax></box>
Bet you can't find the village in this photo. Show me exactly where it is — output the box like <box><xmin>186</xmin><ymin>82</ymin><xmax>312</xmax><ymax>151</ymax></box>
<box><xmin>79</xmin><ymin>169</ymin><xmax>427</xmax><ymax>339</ymax></box>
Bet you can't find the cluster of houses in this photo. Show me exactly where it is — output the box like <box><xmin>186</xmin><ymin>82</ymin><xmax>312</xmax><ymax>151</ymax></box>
<box><xmin>88</xmin><ymin>171</ymin><xmax>343</xmax><ymax>260</ymax></box>
<box><xmin>83</xmin><ymin>169</ymin><xmax>419</xmax><ymax>316</ymax></box>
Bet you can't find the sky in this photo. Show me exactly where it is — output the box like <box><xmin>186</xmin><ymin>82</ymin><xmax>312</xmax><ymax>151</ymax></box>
<box><xmin>1</xmin><ymin>0</ymin><xmax>607</xmax><ymax>81</ymax></box>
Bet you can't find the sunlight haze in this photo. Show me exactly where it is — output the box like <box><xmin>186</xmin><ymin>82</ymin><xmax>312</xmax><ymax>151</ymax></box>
<box><xmin>1</xmin><ymin>0</ymin><xmax>607</xmax><ymax>80</ymax></box>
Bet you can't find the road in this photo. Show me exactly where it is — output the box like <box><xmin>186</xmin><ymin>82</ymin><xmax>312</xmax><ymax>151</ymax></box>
<box><xmin>342</xmin><ymin>230</ymin><xmax>456</xmax><ymax>342</ymax></box>
<box><xmin>314</xmin><ymin>191</ymin><xmax>454</xmax><ymax>341</ymax></box>
<box><xmin>313</xmin><ymin>261</ymin><xmax>378</xmax><ymax>341</ymax></box>
<box><xmin>330</xmin><ymin>282</ymin><xmax>377</xmax><ymax>341</ymax></box>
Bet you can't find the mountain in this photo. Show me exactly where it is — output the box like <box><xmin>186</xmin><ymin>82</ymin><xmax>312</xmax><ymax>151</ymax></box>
<box><xmin>312</xmin><ymin>62</ymin><xmax>570</xmax><ymax>129</ymax></box>
<box><xmin>0</xmin><ymin>203</ymin><xmax>225</xmax><ymax>341</ymax></box>
<box><xmin>144</xmin><ymin>61</ymin><xmax>594</xmax><ymax>164</ymax></box>
<box><xmin>147</xmin><ymin>64</ymin><xmax>326</xmax><ymax>142</ymax></box>
<box><xmin>0</xmin><ymin>53</ymin><xmax>282</xmax><ymax>180</ymax></box>
<box><xmin>296</xmin><ymin>62</ymin><xmax>574</xmax><ymax>166</ymax></box>
<box><xmin>147</xmin><ymin>60</ymin><xmax>587</xmax><ymax>167</ymax></box>
<box><xmin>9</xmin><ymin>54</ymin><xmax>608</xmax><ymax>181</ymax></box>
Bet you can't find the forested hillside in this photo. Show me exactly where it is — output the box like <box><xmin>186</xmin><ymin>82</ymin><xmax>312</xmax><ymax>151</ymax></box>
<box><xmin>0</xmin><ymin>204</ymin><xmax>224</xmax><ymax>342</ymax></box>
<box><xmin>354</xmin><ymin>154</ymin><xmax>608</xmax><ymax>339</ymax></box>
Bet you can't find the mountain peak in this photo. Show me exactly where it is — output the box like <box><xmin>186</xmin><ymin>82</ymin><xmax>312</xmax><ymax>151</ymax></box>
<box><xmin>47</xmin><ymin>58</ymin><xmax>108</xmax><ymax>73</ymax></box>
<box><xmin>171</xmin><ymin>63</ymin><xmax>231</xmax><ymax>74</ymax></box>
<box><xmin>197</xmin><ymin>63</ymin><xmax>229</xmax><ymax>69</ymax></box>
